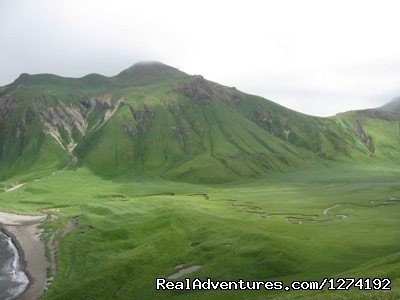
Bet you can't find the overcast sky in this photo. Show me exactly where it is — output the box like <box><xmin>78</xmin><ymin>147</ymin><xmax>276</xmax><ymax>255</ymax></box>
<box><xmin>1</xmin><ymin>0</ymin><xmax>400</xmax><ymax>116</ymax></box>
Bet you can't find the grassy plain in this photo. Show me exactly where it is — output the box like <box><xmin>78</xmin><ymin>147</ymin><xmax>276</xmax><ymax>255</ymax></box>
<box><xmin>0</xmin><ymin>161</ymin><xmax>399</xmax><ymax>299</ymax></box>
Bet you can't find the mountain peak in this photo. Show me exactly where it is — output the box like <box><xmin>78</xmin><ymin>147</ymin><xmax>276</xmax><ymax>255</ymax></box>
<box><xmin>117</xmin><ymin>61</ymin><xmax>181</xmax><ymax>78</ymax></box>
<box><xmin>13</xmin><ymin>73</ymin><xmax>31</xmax><ymax>85</ymax></box>
<box><xmin>115</xmin><ymin>61</ymin><xmax>186</xmax><ymax>85</ymax></box>
<box><xmin>381</xmin><ymin>96</ymin><xmax>400</xmax><ymax>112</ymax></box>
<box><xmin>130</xmin><ymin>60</ymin><xmax>168</xmax><ymax>67</ymax></box>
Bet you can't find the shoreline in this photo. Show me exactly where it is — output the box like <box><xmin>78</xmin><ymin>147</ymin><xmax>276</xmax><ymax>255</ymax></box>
<box><xmin>1</xmin><ymin>227</ymin><xmax>31</xmax><ymax>299</ymax></box>
<box><xmin>0</xmin><ymin>212</ymin><xmax>49</xmax><ymax>300</ymax></box>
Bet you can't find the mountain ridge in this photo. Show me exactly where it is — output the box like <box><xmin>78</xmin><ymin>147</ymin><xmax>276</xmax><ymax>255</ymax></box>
<box><xmin>0</xmin><ymin>62</ymin><xmax>399</xmax><ymax>182</ymax></box>
<box><xmin>381</xmin><ymin>96</ymin><xmax>400</xmax><ymax>112</ymax></box>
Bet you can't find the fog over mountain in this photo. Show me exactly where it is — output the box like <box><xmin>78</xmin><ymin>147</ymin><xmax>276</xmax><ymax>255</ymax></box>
<box><xmin>381</xmin><ymin>96</ymin><xmax>400</xmax><ymax>112</ymax></box>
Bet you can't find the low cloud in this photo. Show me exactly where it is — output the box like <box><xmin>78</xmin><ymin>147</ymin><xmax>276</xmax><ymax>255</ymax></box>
<box><xmin>1</xmin><ymin>0</ymin><xmax>400</xmax><ymax>116</ymax></box>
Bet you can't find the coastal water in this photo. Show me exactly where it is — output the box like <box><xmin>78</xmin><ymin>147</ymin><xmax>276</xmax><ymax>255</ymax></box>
<box><xmin>0</xmin><ymin>231</ymin><xmax>29</xmax><ymax>300</ymax></box>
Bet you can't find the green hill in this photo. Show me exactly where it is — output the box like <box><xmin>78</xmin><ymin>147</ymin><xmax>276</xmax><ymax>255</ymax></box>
<box><xmin>0</xmin><ymin>62</ymin><xmax>399</xmax><ymax>182</ymax></box>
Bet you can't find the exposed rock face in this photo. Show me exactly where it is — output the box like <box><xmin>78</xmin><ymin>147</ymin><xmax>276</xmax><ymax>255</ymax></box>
<box><xmin>256</xmin><ymin>105</ymin><xmax>277</xmax><ymax>135</ymax></box>
<box><xmin>121</xmin><ymin>121</ymin><xmax>136</xmax><ymax>137</ymax></box>
<box><xmin>173</xmin><ymin>75</ymin><xmax>213</xmax><ymax>104</ymax></box>
<box><xmin>26</xmin><ymin>93</ymin><xmax>125</xmax><ymax>153</ymax></box>
<box><xmin>355</xmin><ymin>120</ymin><xmax>375</xmax><ymax>152</ymax></box>
<box><xmin>125</xmin><ymin>103</ymin><xmax>154</xmax><ymax>137</ymax></box>
<box><xmin>0</xmin><ymin>93</ymin><xmax>27</xmax><ymax>142</ymax></box>
<box><xmin>284</xmin><ymin>129</ymin><xmax>291</xmax><ymax>142</ymax></box>
<box><xmin>172</xmin><ymin>75</ymin><xmax>245</xmax><ymax>107</ymax></box>
<box><xmin>34</xmin><ymin>98</ymin><xmax>87</xmax><ymax>151</ymax></box>
<box><xmin>0</xmin><ymin>92</ymin><xmax>19</xmax><ymax>112</ymax></box>
<box><xmin>0</xmin><ymin>93</ymin><xmax>22</xmax><ymax>138</ymax></box>
<box><xmin>213</xmin><ymin>86</ymin><xmax>244</xmax><ymax>107</ymax></box>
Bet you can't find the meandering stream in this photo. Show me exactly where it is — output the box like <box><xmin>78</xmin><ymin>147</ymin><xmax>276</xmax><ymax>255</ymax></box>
<box><xmin>228</xmin><ymin>193</ymin><xmax>399</xmax><ymax>224</ymax></box>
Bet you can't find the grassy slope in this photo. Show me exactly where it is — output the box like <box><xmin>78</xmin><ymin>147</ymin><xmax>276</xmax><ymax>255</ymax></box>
<box><xmin>0</xmin><ymin>73</ymin><xmax>114</xmax><ymax>180</ymax></box>
<box><xmin>235</xmin><ymin>95</ymin><xmax>374</xmax><ymax>162</ymax></box>
<box><xmin>76</xmin><ymin>85</ymin><xmax>308</xmax><ymax>183</ymax></box>
<box><xmin>0</xmin><ymin>99</ymin><xmax>70</xmax><ymax>180</ymax></box>
<box><xmin>0</xmin><ymin>162</ymin><xmax>398</xmax><ymax>299</ymax></box>
<box><xmin>336</xmin><ymin>110</ymin><xmax>400</xmax><ymax>162</ymax></box>
<box><xmin>74</xmin><ymin>72</ymin><xmax>400</xmax><ymax>183</ymax></box>
<box><xmin>1</xmin><ymin>62</ymin><xmax>399</xmax><ymax>183</ymax></box>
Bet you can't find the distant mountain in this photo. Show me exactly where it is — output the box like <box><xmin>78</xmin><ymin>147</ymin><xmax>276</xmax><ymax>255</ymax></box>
<box><xmin>380</xmin><ymin>96</ymin><xmax>400</xmax><ymax>112</ymax></box>
<box><xmin>0</xmin><ymin>62</ymin><xmax>399</xmax><ymax>182</ymax></box>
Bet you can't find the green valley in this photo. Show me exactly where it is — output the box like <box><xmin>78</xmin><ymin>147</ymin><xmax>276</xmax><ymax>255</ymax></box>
<box><xmin>0</xmin><ymin>62</ymin><xmax>399</xmax><ymax>299</ymax></box>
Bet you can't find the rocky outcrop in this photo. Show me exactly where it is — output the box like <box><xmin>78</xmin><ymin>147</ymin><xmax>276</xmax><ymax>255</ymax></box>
<box><xmin>0</xmin><ymin>92</ymin><xmax>20</xmax><ymax>112</ymax></box>
<box><xmin>121</xmin><ymin>121</ymin><xmax>136</xmax><ymax>137</ymax></box>
<box><xmin>172</xmin><ymin>76</ymin><xmax>246</xmax><ymax>107</ymax></box>
<box><xmin>355</xmin><ymin>120</ymin><xmax>375</xmax><ymax>152</ymax></box>
<box><xmin>284</xmin><ymin>129</ymin><xmax>291</xmax><ymax>142</ymax></box>
<box><xmin>34</xmin><ymin>98</ymin><xmax>87</xmax><ymax>151</ymax></box>
<box><xmin>0</xmin><ymin>92</ymin><xmax>23</xmax><ymax>138</ymax></box>
<box><xmin>213</xmin><ymin>86</ymin><xmax>244</xmax><ymax>107</ymax></box>
<box><xmin>172</xmin><ymin>75</ymin><xmax>213</xmax><ymax>104</ymax></box>
<box><xmin>256</xmin><ymin>105</ymin><xmax>278</xmax><ymax>135</ymax></box>
<box><xmin>124</xmin><ymin>103</ymin><xmax>155</xmax><ymax>138</ymax></box>
<box><xmin>31</xmin><ymin>93</ymin><xmax>125</xmax><ymax>153</ymax></box>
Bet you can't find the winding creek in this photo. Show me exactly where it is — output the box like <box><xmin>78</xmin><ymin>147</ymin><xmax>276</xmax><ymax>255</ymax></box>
<box><xmin>228</xmin><ymin>193</ymin><xmax>399</xmax><ymax>224</ymax></box>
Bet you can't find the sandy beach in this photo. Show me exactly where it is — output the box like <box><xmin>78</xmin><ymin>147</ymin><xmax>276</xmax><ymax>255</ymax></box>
<box><xmin>0</xmin><ymin>212</ymin><xmax>48</xmax><ymax>300</ymax></box>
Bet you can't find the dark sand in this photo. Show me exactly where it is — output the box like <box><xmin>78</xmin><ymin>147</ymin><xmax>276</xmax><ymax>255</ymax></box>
<box><xmin>0</xmin><ymin>212</ymin><xmax>48</xmax><ymax>300</ymax></box>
